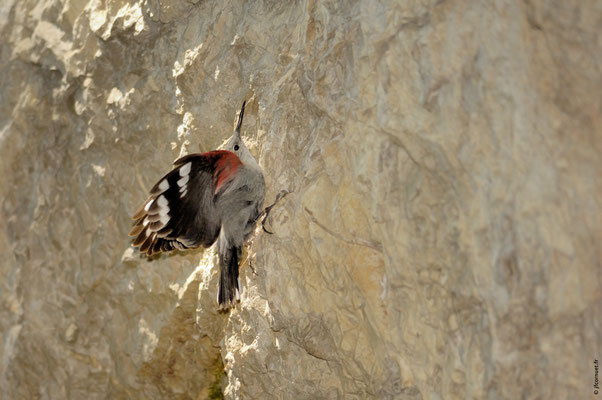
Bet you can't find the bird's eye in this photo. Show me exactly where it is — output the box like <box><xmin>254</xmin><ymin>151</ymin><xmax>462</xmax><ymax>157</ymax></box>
<box><xmin>234</xmin><ymin>145</ymin><xmax>239</xmax><ymax>151</ymax></box>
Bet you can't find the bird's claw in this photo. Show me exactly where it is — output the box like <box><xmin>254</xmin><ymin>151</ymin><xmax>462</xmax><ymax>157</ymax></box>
<box><xmin>262</xmin><ymin>223</ymin><xmax>274</xmax><ymax>235</ymax></box>
<box><xmin>260</xmin><ymin>189</ymin><xmax>291</xmax><ymax>234</ymax></box>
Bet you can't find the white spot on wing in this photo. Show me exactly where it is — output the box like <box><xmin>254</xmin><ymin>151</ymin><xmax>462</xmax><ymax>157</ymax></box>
<box><xmin>143</xmin><ymin>218</ymin><xmax>150</xmax><ymax>226</ymax></box>
<box><xmin>158</xmin><ymin>205</ymin><xmax>169</xmax><ymax>216</ymax></box>
<box><xmin>157</xmin><ymin>195</ymin><xmax>168</xmax><ymax>207</ymax></box>
<box><xmin>180</xmin><ymin>189</ymin><xmax>187</xmax><ymax>198</ymax></box>
<box><xmin>177</xmin><ymin>175</ymin><xmax>189</xmax><ymax>187</ymax></box>
<box><xmin>158</xmin><ymin>179</ymin><xmax>169</xmax><ymax>192</ymax></box>
<box><xmin>144</xmin><ymin>200</ymin><xmax>152</xmax><ymax>212</ymax></box>
<box><xmin>159</xmin><ymin>214</ymin><xmax>169</xmax><ymax>226</ymax></box>
<box><xmin>179</xmin><ymin>162</ymin><xmax>191</xmax><ymax>177</ymax></box>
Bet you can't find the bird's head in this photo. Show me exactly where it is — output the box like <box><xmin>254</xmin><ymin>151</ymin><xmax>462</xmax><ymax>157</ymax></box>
<box><xmin>224</xmin><ymin>100</ymin><xmax>258</xmax><ymax>167</ymax></box>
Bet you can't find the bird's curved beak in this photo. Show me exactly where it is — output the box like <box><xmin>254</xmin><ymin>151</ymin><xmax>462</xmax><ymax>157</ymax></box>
<box><xmin>234</xmin><ymin>100</ymin><xmax>246</xmax><ymax>137</ymax></box>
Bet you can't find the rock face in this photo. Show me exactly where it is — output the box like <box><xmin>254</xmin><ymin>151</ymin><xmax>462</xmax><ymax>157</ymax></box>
<box><xmin>1</xmin><ymin>0</ymin><xmax>600</xmax><ymax>398</ymax></box>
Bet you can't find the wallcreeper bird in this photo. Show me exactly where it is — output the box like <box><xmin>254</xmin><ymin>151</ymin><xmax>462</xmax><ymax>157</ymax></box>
<box><xmin>129</xmin><ymin>101</ymin><xmax>283</xmax><ymax>309</ymax></box>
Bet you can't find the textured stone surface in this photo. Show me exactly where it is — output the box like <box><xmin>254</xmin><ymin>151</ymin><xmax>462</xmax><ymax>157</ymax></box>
<box><xmin>1</xmin><ymin>0</ymin><xmax>601</xmax><ymax>399</ymax></box>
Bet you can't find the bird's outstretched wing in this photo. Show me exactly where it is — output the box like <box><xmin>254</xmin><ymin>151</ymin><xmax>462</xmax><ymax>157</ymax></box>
<box><xmin>129</xmin><ymin>150</ymin><xmax>242</xmax><ymax>256</ymax></box>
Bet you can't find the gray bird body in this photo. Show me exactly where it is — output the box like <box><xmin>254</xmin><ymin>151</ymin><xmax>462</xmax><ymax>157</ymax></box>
<box><xmin>216</xmin><ymin>116</ymin><xmax>265</xmax><ymax>306</ymax></box>
<box><xmin>130</xmin><ymin>101</ymin><xmax>265</xmax><ymax>308</ymax></box>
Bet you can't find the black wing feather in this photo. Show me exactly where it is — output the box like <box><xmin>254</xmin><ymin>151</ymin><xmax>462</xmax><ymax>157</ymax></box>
<box><xmin>129</xmin><ymin>154</ymin><xmax>223</xmax><ymax>256</ymax></box>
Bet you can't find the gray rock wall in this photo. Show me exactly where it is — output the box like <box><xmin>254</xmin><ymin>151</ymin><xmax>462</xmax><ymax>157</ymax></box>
<box><xmin>0</xmin><ymin>0</ymin><xmax>600</xmax><ymax>398</ymax></box>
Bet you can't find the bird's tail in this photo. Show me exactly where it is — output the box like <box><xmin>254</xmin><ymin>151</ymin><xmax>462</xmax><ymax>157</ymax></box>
<box><xmin>217</xmin><ymin>238</ymin><xmax>241</xmax><ymax>309</ymax></box>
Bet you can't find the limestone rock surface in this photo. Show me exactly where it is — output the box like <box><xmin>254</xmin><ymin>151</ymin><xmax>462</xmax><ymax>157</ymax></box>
<box><xmin>0</xmin><ymin>0</ymin><xmax>600</xmax><ymax>399</ymax></box>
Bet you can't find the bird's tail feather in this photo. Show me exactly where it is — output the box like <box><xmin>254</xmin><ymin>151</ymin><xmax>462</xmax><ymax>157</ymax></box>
<box><xmin>218</xmin><ymin>242</ymin><xmax>241</xmax><ymax>309</ymax></box>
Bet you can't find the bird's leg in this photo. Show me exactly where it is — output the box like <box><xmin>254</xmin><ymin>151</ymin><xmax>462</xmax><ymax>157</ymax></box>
<box><xmin>260</xmin><ymin>189</ymin><xmax>291</xmax><ymax>234</ymax></box>
<box><xmin>243</xmin><ymin>190</ymin><xmax>290</xmax><ymax>278</ymax></box>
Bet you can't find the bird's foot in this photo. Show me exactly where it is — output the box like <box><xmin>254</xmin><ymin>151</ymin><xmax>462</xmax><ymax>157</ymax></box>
<box><xmin>261</xmin><ymin>189</ymin><xmax>291</xmax><ymax>234</ymax></box>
